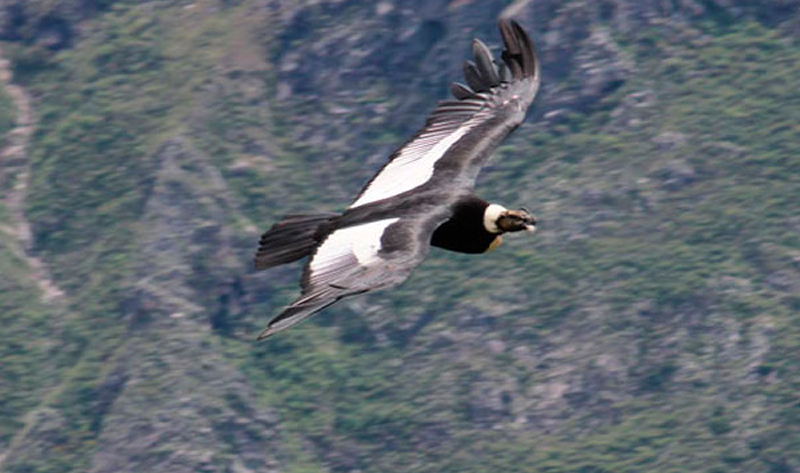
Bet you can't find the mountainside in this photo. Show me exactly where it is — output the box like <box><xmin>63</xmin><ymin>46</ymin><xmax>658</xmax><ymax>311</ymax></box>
<box><xmin>1</xmin><ymin>0</ymin><xmax>800</xmax><ymax>472</ymax></box>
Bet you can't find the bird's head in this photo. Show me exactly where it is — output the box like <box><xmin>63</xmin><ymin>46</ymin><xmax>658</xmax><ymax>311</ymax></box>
<box><xmin>484</xmin><ymin>204</ymin><xmax>537</xmax><ymax>234</ymax></box>
<box><xmin>497</xmin><ymin>207</ymin><xmax>537</xmax><ymax>234</ymax></box>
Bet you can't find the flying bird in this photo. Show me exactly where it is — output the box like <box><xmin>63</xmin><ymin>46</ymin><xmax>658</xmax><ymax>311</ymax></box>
<box><xmin>254</xmin><ymin>19</ymin><xmax>541</xmax><ymax>339</ymax></box>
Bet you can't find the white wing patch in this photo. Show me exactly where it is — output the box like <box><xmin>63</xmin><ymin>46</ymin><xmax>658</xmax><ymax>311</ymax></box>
<box><xmin>349</xmin><ymin>121</ymin><xmax>478</xmax><ymax>208</ymax></box>
<box><xmin>309</xmin><ymin>218</ymin><xmax>400</xmax><ymax>285</ymax></box>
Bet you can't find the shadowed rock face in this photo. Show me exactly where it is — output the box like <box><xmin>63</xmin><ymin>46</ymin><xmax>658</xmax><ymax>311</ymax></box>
<box><xmin>0</xmin><ymin>3</ymin><xmax>69</xmax><ymax>49</ymax></box>
<box><xmin>266</xmin><ymin>0</ymin><xmax>799</xmax><ymax>151</ymax></box>
<box><xmin>0</xmin><ymin>0</ymin><xmax>119</xmax><ymax>48</ymax></box>
<box><xmin>0</xmin><ymin>2</ymin><xmax>25</xmax><ymax>40</ymax></box>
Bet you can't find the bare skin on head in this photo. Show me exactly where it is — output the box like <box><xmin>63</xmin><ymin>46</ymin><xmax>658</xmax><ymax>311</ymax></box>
<box><xmin>483</xmin><ymin>204</ymin><xmax>537</xmax><ymax>234</ymax></box>
<box><xmin>495</xmin><ymin>208</ymin><xmax>537</xmax><ymax>234</ymax></box>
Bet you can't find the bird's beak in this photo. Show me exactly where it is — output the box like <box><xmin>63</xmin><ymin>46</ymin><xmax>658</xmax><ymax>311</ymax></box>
<box><xmin>525</xmin><ymin>224</ymin><xmax>536</xmax><ymax>234</ymax></box>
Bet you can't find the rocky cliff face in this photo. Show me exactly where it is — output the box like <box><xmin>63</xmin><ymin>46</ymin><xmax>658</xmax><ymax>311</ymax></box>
<box><xmin>2</xmin><ymin>0</ymin><xmax>800</xmax><ymax>472</ymax></box>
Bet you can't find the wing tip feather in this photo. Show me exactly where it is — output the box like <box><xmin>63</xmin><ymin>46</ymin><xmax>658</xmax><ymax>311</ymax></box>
<box><xmin>497</xmin><ymin>18</ymin><xmax>539</xmax><ymax>80</ymax></box>
<box><xmin>450</xmin><ymin>19</ymin><xmax>539</xmax><ymax>100</ymax></box>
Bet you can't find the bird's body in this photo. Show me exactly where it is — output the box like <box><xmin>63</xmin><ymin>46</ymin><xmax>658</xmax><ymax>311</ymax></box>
<box><xmin>254</xmin><ymin>20</ymin><xmax>541</xmax><ymax>339</ymax></box>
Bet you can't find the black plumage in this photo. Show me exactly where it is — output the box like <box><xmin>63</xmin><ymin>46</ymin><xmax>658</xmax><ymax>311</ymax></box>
<box><xmin>472</xmin><ymin>39</ymin><xmax>501</xmax><ymax>89</ymax></box>
<box><xmin>253</xmin><ymin>19</ymin><xmax>541</xmax><ymax>339</ymax></box>
<box><xmin>431</xmin><ymin>197</ymin><xmax>499</xmax><ymax>254</ymax></box>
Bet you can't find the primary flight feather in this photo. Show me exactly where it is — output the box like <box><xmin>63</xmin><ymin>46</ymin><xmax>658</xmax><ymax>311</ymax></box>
<box><xmin>254</xmin><ymin>19</ymin><xmax>541</xmax><ymax>339</ymax></box>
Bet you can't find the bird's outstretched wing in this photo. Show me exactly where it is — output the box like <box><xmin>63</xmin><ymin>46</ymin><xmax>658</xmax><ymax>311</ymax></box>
<box><xmin>349</xmin><ymin>19</ymin><xmax>540</xmax><ymax>210</ymax></box>
<box><xmin>257</xmin><ymin>213</ymin><xmax>441</xmax><ymax>339</ymax></box>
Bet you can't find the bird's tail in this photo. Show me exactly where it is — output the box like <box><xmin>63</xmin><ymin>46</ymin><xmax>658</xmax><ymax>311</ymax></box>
<box><xmin>254</xmin><ymin>212</ymin><xmax>338</xmax><ymax>270</ymax></box>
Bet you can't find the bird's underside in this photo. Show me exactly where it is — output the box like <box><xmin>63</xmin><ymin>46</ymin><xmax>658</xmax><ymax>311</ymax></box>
<box><xmin>253</xmin><ymin>19</ymin><xmax>541</xmax><ymax>339</ymax></box>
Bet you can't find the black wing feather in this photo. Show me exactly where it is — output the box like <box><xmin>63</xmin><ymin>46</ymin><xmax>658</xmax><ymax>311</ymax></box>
<box><xmin>450</xmin><ymin>82</ymin><xmax>477</xmax><ymax>100</ymax></box>
<box><xmin>472</xmin><ymin>39</ymin><xmax>501</xmax><ymax>88</ymax></box>
<box><xmin>499</xmin><ymin>19</ymin><xmax>538</xmax><ymax>79</ymax></box>
<box><xmin>462</xmin><ymin>60</ymin><xmax>485</xmax><ymax>92</ymax></box>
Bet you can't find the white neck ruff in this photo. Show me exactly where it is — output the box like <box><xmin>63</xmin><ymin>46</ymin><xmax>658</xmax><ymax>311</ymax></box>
<box><xmin>483</xmin><ymin>203</ymin><xmax>507</xmax><ymax>234</ymax></box>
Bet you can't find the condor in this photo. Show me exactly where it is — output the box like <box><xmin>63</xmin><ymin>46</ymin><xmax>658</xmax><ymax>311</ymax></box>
<box><xmin>254</xmin><ymin>20</ymin><xmax>541</xmax><ymax>339</ymax></box>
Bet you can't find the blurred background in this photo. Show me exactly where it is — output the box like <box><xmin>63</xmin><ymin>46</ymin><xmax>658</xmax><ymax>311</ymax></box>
<box><xmin>1</xmin><ymin>0</ymin><xmax>799</xmax><ymax>472</ymax></box>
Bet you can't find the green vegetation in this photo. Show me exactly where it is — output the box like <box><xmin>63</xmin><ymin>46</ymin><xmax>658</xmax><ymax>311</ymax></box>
<box><xmin>0</xmin><ymin>204</ymin><xmax>63</xmax><ymax>449</ymax></box>
<box><xmin>1</xmin><ymin>1</ymin><xmax>799</xmax><ymax>472</ymax></box>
